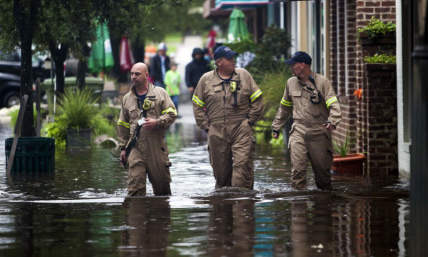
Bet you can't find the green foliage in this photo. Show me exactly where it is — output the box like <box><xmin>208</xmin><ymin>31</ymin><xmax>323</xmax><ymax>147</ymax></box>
<box><xmin>358</xmin><ymin>17</ymin><xmax>396</xmax><ymax>39</ymax></box>
<box><xmin>252</xmin><ymin>68</ymin><xmax>292</xmax><ymax>146</ymax></box>
<box><xmin>42</xmin><ymin>89</ymin><xmax>116</xmax><ymax>147</ymax></box>
<box><xmin>9</xmin><ymin>105</ymin><xmax>47</xmax><ymax>130</ymax></box>
<box><xmin>229</xmin><ymin>26</ymin><xmax>292</xmax><ymax>83</ymax></box>
<box><xmin>363</xmin><ymin>53</ymin><xmax>396</xmax><ymax>64</ymax></box>
<box><xmin>58</xmin><ymin>89</ymin><xmax>98</xmax><ymax>130</ymax></box>
<box><xmin>258</xmin><ymin>68</ymin><xmax>292</xmax><ymax>121</ymax></box>
<box><xmin>225</xmin><ymin>38</ymin><xmax>257</xmax><ymax>54</ymax></box>
<box><xmin>333</xmin><ymin>134</ymin><xmax>356</xmax><ymax>157</ymax></box>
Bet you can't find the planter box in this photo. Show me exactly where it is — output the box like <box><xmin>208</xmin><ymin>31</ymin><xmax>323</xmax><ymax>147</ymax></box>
<box><xmin>66</xmin><ymin>128</ymin><xmax>92</xmax><ymax>150</ymax></box>
<box><xmin>332</xmin><ymin>153</ymin><xmax>366</xmax><ymax>176</ymax></box>
<box><xmin>359</xmin><ymin>31</ymin><xmax>396</xmax><ymax>57</ymax></box>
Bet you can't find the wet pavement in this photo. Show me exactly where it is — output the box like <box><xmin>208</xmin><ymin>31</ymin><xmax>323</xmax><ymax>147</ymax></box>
<box><xmin>0</xmin><ymin>103</ymin><xmax>409</xmax><ymax>257</ymax></box>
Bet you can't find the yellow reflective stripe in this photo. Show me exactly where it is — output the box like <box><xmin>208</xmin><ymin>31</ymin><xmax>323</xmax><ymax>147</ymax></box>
<box><xmin>161</xmin><ymin>107</ymin><xmax>177</xmax><ymax>115</ymax></box>
<box><xmin>250</xmin><ymin>89</ymin><xmax>263</xmax><ymax>102</ymax></box>
<box><xmin>281</xmin><ymin>98</ymin><xmax>293</xmax><ymax>107</ymax></box>
<box><xmin>326</xmin><ymin>96</ymin><xmax>338</xmax><ymax>108</ymax></box>
<box><xmin>192</xmin><ymin>95</ymin><xmax>206</xmax><ymax>107</ymax></box>
<box><xmin>117</xmin><ymin>119</ymin><xmax>130</xmax><ymax>128</ymax></box>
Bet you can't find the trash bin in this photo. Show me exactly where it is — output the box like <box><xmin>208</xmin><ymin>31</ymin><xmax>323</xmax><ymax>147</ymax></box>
<box><xmin>5</xmin><ymin>137</ymin><xmax>55</xmax><ymax>174</ymax></box>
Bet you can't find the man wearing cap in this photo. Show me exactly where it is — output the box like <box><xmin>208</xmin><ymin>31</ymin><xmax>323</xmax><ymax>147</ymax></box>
<box><xmin>272</xmin><ymin>51</ymin><xmax>341</xmax><ymax>190</ymax></box>
<box><xmin>192</xmin><ymin>46</ymin><xmax>264</xmax><ymax>190</ymax></box>
<box><xmin>149</xmin><ymin>42</ymin><xmax>170</xmax><ymax>88</ymax></box>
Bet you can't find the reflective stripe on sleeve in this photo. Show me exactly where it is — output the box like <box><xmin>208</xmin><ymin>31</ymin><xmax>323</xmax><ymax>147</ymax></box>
<box><xmin>326</xmin><ymin>96</ymin><xmax>338</xmax><ymax>108</ymax></box>
<box><xmin>161</xmin><ymin>107</ymin><xmax>178</xmax><ymax>116</ymax></box>
<box><xmin>250</xmin><ymin>89</ymin><xmax>263</xmax><ymax>102</ymax></box>
<box><xmin>280</xmin><ymin>98</ymin><xmax>293</xmax><ymax>107</ymax></box>
<box><xmin>192</xmin><ymin>95</ymin><xmax>206</xmax><ymax>107</ymax></box>
<box><xmin>117</xmin><ymin>119</ymin><xmax>130</xmax><ymax>128</ymax></box>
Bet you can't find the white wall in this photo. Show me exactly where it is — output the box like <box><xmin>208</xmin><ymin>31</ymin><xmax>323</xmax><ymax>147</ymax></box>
<box><xmin>396</xmin><ymin>0</ymin><xmax>410</xmax><ymax>179</ymax></box>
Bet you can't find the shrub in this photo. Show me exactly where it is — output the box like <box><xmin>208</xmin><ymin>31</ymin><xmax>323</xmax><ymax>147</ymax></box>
<box><xmin>258</xmin><ymin>68</ymin><xmax>292</xmax><ymax>121</ymax></box>
<box><xmin>41</xmin><ymin>88</ymin><xmax>116</xmax><ymax>147</ymax></box>
<box><xmin>363</xmin><ymin>53</ymin><xmax>396</xmax><ymax>64</ymax></box>
<box><xmin>358</xmin><ymin>17</ymin><xmax>396</xmax><ymax>39</ymax></box>
<box><xmin>225</xmin><ymin>26</ymin><xmax>292</xmax><ymax>83</ymax></box>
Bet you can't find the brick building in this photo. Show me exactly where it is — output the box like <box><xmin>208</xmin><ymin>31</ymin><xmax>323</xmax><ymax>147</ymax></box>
<box><xmin>328</xmin><ymin>0</ymin><xmax>398</xmax><ymax>177</ymax></box>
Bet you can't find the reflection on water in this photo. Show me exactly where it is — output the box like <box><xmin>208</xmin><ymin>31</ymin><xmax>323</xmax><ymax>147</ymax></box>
<box><xmin>0</xmin><ymin>104</ymin><xmax>409</xmax><ymax>256</ymax></box>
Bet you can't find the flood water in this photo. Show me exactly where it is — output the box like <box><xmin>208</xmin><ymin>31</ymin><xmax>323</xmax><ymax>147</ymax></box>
<box><xmin>0</xmin><ymin>104</ymin><xmax>409</xmax><ymax>257</ymax></box>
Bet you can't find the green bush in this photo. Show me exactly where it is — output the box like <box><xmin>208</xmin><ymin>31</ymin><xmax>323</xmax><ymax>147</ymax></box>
<box><xmin>225</xmin><ymin>26</ymin><xmax>292</xmax><ymax>83</ymax></box>
<box><xmin>41</xmin><ymin>89</ymin><xmax>116</xmax><ymax>147</ymax></box>
<box><xmin>9</xmin><ymin>105</ymin><xmax>47</xmax><ymax>130</ymax></box>
<box><xmin>363</xmin><ymin>53</ymin><xmax>396</xmax><ymax>64</ymax></box>
<box><xmin>253</xmin><ymin>68</ymin><xmax>292</xmax><ymax>146</ymax></box>
<box><xmin>358</xmin><ymin>17</ymin><xmax>396</xmax><ymax>39</ymax></box>
<box><xmin>258</xmin><ymin>68</ymin><xmax>292</xmax><ymax>121</ymax></box>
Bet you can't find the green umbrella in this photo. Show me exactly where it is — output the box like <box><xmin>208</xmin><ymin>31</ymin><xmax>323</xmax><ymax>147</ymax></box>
<box><xmin>88</xmin><ymin>22</ymin><xmax>114</xmax><ymax>73</ymax></box>
<box><xmin>227</xmin><ymin>9</ymin><xmax>249</xmax><ymax>43</ymax></box>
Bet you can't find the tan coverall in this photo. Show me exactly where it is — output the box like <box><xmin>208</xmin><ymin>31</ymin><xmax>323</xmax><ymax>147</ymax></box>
<box><xmin>192</xmin><ymin>68</ymin><xmax>264</xmax><ymax>189</ymax></box>
<box><xmin>272</xmin><ymin>73</ymin><xmax>341</xmax><ymax>189</ymax></box>
<box><xmin>117</xmin><ymin>83</ymin><xmax>177</xmax><ymax>196</ymax></box>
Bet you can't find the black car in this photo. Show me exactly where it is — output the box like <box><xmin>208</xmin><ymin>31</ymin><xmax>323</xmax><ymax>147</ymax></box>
<box><xmin>0</xmin><ymin>50</ymin><xmax>50</xmax><ymax>108</ymax></box>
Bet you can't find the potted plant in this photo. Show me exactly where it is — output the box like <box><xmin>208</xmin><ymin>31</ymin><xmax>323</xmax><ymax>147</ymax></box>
<box><xmin>331</xmin><ymin>135</ymin><xmax>366</xmax><ymax>175</ymax></box>
<box><xmin>358</xmin><ymin>17</ymin><xmax>396</xmax><ymax>57</ymax></box>
<box><xmin>43</xmin><ymin>88</ymin><xmax>113</xmax><ymax>150</ymax></box>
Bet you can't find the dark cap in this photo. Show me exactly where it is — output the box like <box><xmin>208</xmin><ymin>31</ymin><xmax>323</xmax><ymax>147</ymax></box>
<box><xmin>214</xmin><ymin>46</ymin><xmax>237</xmax><ymax>60</ymax></box>
<box><xmin>285</xmin><ymin>51</ymin><xmax>312</xmax><ymax>65</ymax></box>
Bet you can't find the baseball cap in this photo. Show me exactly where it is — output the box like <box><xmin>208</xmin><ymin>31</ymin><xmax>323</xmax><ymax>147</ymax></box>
<box><xmin>213</xmin><ymin>46</ymin><xmax>237</xmax><ymax>60</ymax></box>
<box><xmin>285</xmin><ymin>51</ymin><xmax>312</xmax><ymax>65</ymax></box>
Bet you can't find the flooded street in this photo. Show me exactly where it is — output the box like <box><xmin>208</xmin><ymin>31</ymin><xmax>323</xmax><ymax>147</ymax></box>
<box><xmin>0</xmin><ymin>103</ymin><xmax>409</xmax><ymax>257</ymax></box>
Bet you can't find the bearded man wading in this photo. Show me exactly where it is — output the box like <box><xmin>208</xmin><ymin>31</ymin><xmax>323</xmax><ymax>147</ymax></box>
<box><xmin>117</xmin><ymin>62</ymin><xmax>177</xmax><ymax>196</ymax></box>
<box><xmin>192</xmin><ymin>46</ymin><xmax>264</xmax><ymax>190</ymax></box>
<box><xmin>272</xmin><ymin>51</ymin><xmax>341</xmax><ymax>190</ymax></box>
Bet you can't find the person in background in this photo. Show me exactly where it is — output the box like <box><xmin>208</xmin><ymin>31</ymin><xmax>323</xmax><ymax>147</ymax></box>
<box><xmin>185</xmin><ymin>47</ymin><xmax>211</xmax><ymax>96</ymax></box>
<box><xmin>271</xmin><ymin>51</ymin><xmax>341</xmax><ymax>191</ymax></box>
<box><xmin>164</xmin><ymin>62</ymin><xmax>181</xmax><ymax>114</ymax></box>
<box><xmin>149</xmin><ymin>42</ymin><xmax>170</xmax><ymax>88</ymax></box>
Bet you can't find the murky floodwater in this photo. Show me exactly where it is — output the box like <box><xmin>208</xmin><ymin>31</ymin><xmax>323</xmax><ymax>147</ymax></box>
<box><xmin>0</xmin><ymin>104</ymin><xmax>409</xmax><ymax>256</ymax></box>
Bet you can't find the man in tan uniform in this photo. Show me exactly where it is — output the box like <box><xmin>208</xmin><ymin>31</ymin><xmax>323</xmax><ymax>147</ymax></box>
<box><xmin>117</xmin><ymin>62</ymin><xmax>177</xmax><ymax>196</ymax></box>
<box><xmin>192</xmin><ymin>46</ymin><xmax>264</xmax><ymax>190</ymax></box>
<box><xmin>272</xmin><ymin>51</ymin><xmax>341</xmax><ymax>190</ymax></box>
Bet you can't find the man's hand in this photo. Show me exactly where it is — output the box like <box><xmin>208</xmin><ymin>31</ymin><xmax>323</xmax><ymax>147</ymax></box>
<box><xmin>188</xmin><ymin>87</ymin><xmax>194</xmax><ymax>94</ymax></box>
<box><xmin>120</xmin><ymin>150</ymin><xmax>127</xmax><ymax>166</ymax></box>
<box><xmin>272</xmin><ymin>130</ymin><xmax>279</xmax><ymax>139</ymax></box>
<box><xmin>142</xmin><ymin>118</ymin><xmax>157</xmax><ymax>130</ymax></box>
<box><xmin>324</xmin><ymin>122</ymin><xmax>336</xmax><ymax>131</ymax></box>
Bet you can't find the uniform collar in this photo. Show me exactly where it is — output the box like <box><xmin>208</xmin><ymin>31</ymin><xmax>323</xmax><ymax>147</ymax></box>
<box><xmin>131</xmin><ymin>83</ymin><xmax>156</xmax><ymax>98</ymax></box>
<box><xmin>206</xmin><ymin>69</ymin><xmax>240</xmax><ymax>86</ymax></box>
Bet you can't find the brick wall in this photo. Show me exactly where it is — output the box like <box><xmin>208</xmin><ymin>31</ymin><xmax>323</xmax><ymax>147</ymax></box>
<box><xmin>328</xmin><ymin>0</ymin><xmax>397</xmax><ymax>175</ymax></box>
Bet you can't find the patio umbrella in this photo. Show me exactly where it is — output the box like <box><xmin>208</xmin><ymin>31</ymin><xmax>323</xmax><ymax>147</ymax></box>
<box><xmin>88</xmin><ymin>22</ymin><xmax>114</xmax><ymax>73</ymax></box>
<box><xmin>227</xmin><ymin>9</ymin><xmax>249</xmax><ymax>43</ymax></box>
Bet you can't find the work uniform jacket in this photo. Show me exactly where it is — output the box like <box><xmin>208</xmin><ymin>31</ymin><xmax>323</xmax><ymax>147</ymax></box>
<box><xmin>272</xmin><ymin>73</ymin><xmax>341</xmax><ymax>133</ymax></box>
<box><xmin>192</xmin><ymin>68</ymin><xmax>264</xmax><ymax>189</ymax></box>
<box><xmin>192</xmin><ymin>68</ymin><xmax>264</xmax><ymax>130</ymax></box>
<box><xmin>117</xmin><ymin>83</ymin><xmax>177</xmax><ymax>195</ymax></box>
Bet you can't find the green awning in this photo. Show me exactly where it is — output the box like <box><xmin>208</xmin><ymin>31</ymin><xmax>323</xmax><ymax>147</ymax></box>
<box><xmin>215</xmin><ymin>0</ymin><xmax>269</xmax><ymax>9</ymax></box>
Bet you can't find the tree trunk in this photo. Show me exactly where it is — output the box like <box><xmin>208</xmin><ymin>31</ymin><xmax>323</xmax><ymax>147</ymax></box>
<box><xmin>13</xmin><ymin>0</ymin><xmax>41</xmax><ymax>137</ymax></box>
<box><xmin>77</xmin><ymin>44</ymin><xmax>90</xmax><ymax>90</ymax></box>
<box><xmin>76</xmin><ymin>59</ymin><xmax>87</xmax><ymax>90</ymax></box>
<box><xmin>132</xmin><ymin>36</ymin><xmax>145</xmax><ymax>63</ymax></box>
<box><xmin>49</xmin><ymin>43</ymin><xmax>68</xmax><ymax>95</ymax></box>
